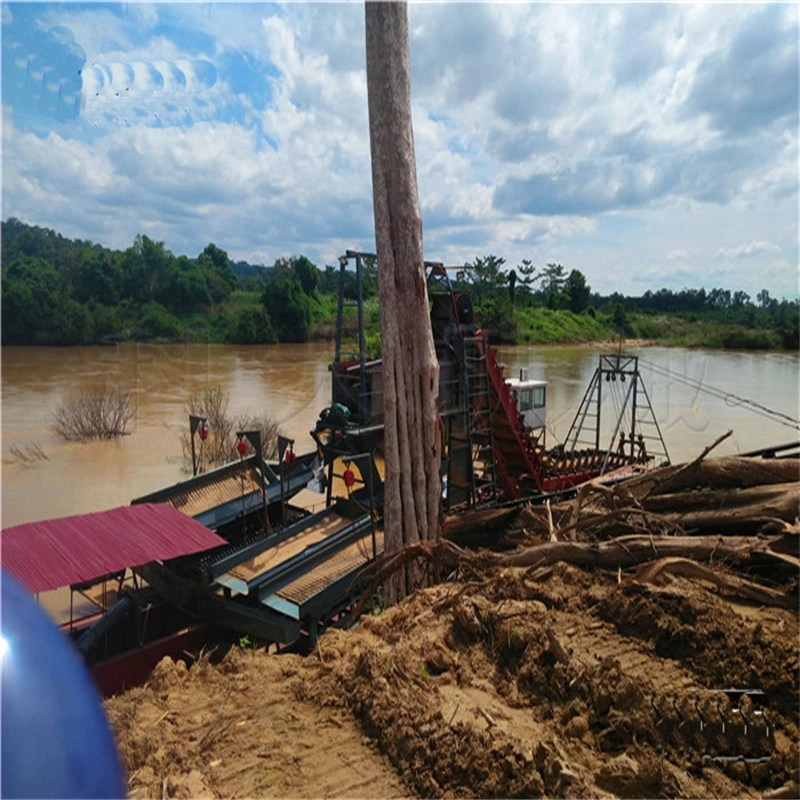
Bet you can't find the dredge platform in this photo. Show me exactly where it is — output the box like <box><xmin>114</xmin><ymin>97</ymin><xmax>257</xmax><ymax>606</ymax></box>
<box><xmin>2</xmin><ymin>251</ymin><xmax>672</xmax><ymax>696</ymax></box>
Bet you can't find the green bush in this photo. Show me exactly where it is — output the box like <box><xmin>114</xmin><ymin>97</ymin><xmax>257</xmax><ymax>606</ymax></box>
<box><xmin>720</xmin><ymin>327</ymin><xmax>778</xmax><ymax>350</ymax></box>
<box><xmin>137</xmin><ymin>302</ymin><xmax>183</xmax><ymax>340</ymax></box>
<box><xmin>90</xmin><ymin>303</ymin><xmax>123</xmax><ymax>342</ymax></box>
<box><xmin>515</xmin><ymin>306</ymin><xmax>610</xmax><ymax>344</ymax></box>
<box><xmin>222</xmin><ymin>304</ymin><xmax>277</xmax><ymax>344</ymax></box>
<box><xmin>262</xmin><ymin>278</ymin><xmax>311</xmax><ymax>343</ymax></box>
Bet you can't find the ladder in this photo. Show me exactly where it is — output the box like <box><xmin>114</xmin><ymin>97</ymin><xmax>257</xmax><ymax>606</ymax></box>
<box><xmin>462</xmin><ymin>336</ymin><xmax>500</xmax><ymax>507</ymax></box>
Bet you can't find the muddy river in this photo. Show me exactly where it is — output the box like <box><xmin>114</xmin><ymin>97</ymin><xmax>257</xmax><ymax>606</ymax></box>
<box><xmin>2</xmin><ymin>341</ymin><xmax>798</xmax><ymax>530</ymax></box>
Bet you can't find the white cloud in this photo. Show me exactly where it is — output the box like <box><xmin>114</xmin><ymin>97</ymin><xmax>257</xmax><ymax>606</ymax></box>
<box><xmin>2</xmin><ymin>2</ymin><xmax>797</xmax><ymax>299</ymax></box>
<box><xmin>715</xmin><ymin>241</ymin><xmax>781</xmax><ymax>259</ymax></box>
<box><xmin>666</xmin><ymin>249</ymin><xmax>693</xmax><ymax>263</ymax></box>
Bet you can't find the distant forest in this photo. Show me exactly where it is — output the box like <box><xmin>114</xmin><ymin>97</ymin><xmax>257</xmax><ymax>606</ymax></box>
<box><xmin>2</xmin><ymin>218</ymin><xmax>797</xmax><ymax>350</ymax></box>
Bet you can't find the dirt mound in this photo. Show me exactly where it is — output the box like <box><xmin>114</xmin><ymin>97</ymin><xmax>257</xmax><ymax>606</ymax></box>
<box><xmin>107</xmin><ymin>562</ymin><xmax>799</xmax><ymax>798</ymax></box>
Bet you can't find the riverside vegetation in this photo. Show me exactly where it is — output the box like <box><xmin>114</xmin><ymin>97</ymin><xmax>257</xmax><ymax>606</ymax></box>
<box><xmin>2</xmin><ymin>218</ymin><xmax>797</xmax><ymax>351</ymax></box>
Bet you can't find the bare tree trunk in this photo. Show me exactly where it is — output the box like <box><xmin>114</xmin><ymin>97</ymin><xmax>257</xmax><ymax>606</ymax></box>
<box><xmin>365</xmin><ymin>1</ymin><xmax>441</xmax><ymax>601</ymax></box>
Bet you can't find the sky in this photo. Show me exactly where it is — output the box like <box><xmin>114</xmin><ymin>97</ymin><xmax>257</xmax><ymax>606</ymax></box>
<box><xmin>2</xmin><ymin>1</ymin><xmax>798</xmax><ymax>299</ymax></box>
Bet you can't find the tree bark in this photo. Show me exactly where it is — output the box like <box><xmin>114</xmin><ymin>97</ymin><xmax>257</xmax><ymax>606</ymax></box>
<box><xmin>632</xmin><ymin>557</ymin><xmax>795</xmax><ymax>608</ymax></box>
<box><xmin>641</xmin><ymin>481</ymin><xmax>800</xmax><ymax>534</ymax></box>
<box><xmin>365</xmin><ymin>1</ymin><xmax>441</xmax><ymax>601</ymax></box>
<box><xmin>493</xmin><ymin>533</ymin><xmax>782</xmax><ymax>571</ymax></box>
<box><xmin>626</xmin><ymin>457</ymin><xmax>800</xmax><ymax>498</ymax></box>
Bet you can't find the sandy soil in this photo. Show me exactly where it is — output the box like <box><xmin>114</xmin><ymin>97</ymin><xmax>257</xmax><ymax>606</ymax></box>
<box><xmin>107</xmin><ymin>560</ymin><xmax>799</xmax><ymax>799</ymax></box>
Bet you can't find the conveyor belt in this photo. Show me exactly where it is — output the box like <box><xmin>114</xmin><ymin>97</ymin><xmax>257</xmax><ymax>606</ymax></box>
<box><xmin>223</xmin><ymin>512</ymin><xmax>353</xmax><ymax>588</ymax></box>
<box><xmin>208</xmin><ymin>499</ymin><xmax>378</xmax><ymax>638</ymax></box>
<box><xmin>262</xmin><ymin>528</ymin><xmax>383</xmax><ymax>621</ymax></box>
<box><xmin>164</xmin><ymin>465</ymin><xmax>263</xmax><ymax>518</ymax></box>
<box><xmin>131</xmin><ymin>454</ymin><xmax>318</xmax><ymax>530</ymax></box>
<box><xmin>277</xmin><ymin>530</ymin><xmax>383</xmax><ymax>606</ymax></box>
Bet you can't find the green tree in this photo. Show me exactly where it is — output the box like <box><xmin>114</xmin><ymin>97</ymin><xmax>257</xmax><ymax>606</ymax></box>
<box><xmin>564</xmin><ymin>269</ymin><xmax>591</xmax><ymax>314</ymax></box>
<box><xmin>137</xmin><ymin>302</ymin><xmax>183</xmax><ymax>340</ymax></box>
<box><xmin>71</xmin><ymin>248</ymin><xmax>122</xmax><ymax>306</ymax></box>
<box><xmin>467</xmin><ymin>254</ymin><xmax>506</xmax><ymax>304</ymax></box>
<box><xmin>261</xmin><ymin>277</ymin><xmax>311</xmax><ymax>342</ymax></box>
<box><xmin>541</xmin><ymin>263</ymin><xmax>567</xmax><ymax>308</ymax></box>
<box><xmin>2</xmin><ymin>258</ymin><xmax>61</xmax><ymax>344</ymax></box>
<box><xmin>318</xmin><ymin>265</ymin><xmax>340</xmax><ymax>294</ymax></box>
<box><xmin>611</xmin><ymin>303</ymin><xmax>633</xmax><ymax>337</ymax></box>
<box><xmin>1</xmin><ymin>256</ymin><xmax>94</xmax><ymax>345</ymax></box>
<box><xmin>158</xmin><ymin>256</ymin><xmax>212</xmax><ymax>313</ymax></box>
<box><xmin>707</xmin><ymin>287</ymin><xmax>732</xmax><ymax>309</ymax></box>
<box><xmin>775</xmin><ymin>299</ymin><xmax>800</xmax><ymax>350</ymax></box>
<box><xmin>515</xmin><ymin>259</ymin><xmax>541</xmax><ymax>306</ymax></box>
<box><xmin>223</xmin><ymin>305</ymin><xmax>277</xmax><ymax>344</ymax></box>
<box><xmin>1</xmin><ymin>278</ymin><xmax>36</xmax><ymax>343</ymax></box>
<box><xmin>481</xmin><ymin>296</ymin><xmax>516</xmax><ymax>342</ymax></box>
<box><xmin>198</xmin><ymin>243</ymin><xmax>237</xmax><ymax>303</ymax></box>
<box><xmin>48</xmin><ymin>296</ymin><xmax>93</xmax><ymax>345</ymax></box>
<box><xmin>120</xmin><ymin>235</ymin><xmax>170</xmax><ymax>303</ymax></box>
<box><xmin>292</xmin><ymin>255</ymin><xmax>319</xmax><ymax>296</ymax></box>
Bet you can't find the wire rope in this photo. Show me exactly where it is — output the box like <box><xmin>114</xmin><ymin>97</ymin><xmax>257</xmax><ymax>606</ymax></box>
<box><xmin>638</xmin><ymin>358</ymin><xmax>800</xmax><ymax>431</ymax></box>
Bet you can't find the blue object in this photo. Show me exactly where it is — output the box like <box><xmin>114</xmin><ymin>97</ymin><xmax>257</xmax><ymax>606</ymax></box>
<box><xmin>1</xmin><ymin>570</ymin><xmax>127</xmax><ymax>798</ymax></box>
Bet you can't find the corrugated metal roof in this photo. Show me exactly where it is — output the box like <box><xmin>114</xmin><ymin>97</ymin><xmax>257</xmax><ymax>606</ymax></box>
<box><xmin>1</xmin><ymin>504</ymin><xmax>227</xmax><ymax>595</ymax></box>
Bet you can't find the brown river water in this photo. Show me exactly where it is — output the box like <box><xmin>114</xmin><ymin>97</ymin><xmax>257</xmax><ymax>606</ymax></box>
<box><xmin>2</xmin><ymin>341</ymin><xmax>797</xmax><ymax>623</ymax></box>
<box><xmin>2</xmin><ymin>341</ymin><xmax>797</xmax><ymax>530</ymax></box>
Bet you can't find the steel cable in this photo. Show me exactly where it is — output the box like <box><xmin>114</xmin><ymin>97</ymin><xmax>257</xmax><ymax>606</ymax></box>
<box><xmin>638</xmin><ymin>358</ymin><xmax>800</xmax><ymax>431</ymax></box>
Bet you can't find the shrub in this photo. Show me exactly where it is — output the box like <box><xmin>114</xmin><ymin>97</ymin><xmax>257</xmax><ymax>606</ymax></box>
<box><xmin>52</xmin><ymin>385</ymin><xmax>135</xmax><ymax>440</ymax></box>
<box><xmin>137</xmin><ymin>302</ymin><xmax>183</xmax><ymax>340</ymax></box>
<box><xmin>222</xmin><ymin>305</ymin><xmax>277</xmax><ymax>344</ymax></box>
<box><xmin>261</xmin><ymin>278</ymin><xmax>311</xmax><ymax>343</ymax></box>
<box><xmin>720</xmin><ymin>327</ymin><xmax>777</xmax><ymax>350</ymax></box>
<box><xmin>181</xmin><ymin>386</ymin><xmax>279</xmax><ymax>472</ymax></box>
<box><xmin>6</xmin><ymin>442</ymin><xmax>49</xmax><ymax>465</ymax></box>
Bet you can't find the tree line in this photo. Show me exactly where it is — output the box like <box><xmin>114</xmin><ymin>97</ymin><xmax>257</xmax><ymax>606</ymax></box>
<box><xmin>1</xmin><ymin>219</ymin><xmax>797</xmax><ymax>349</ymax></box>
<box><xmin>452</xmin><ymin>255</ymin><xmax>798</xmax><ymax>349</ymax></box>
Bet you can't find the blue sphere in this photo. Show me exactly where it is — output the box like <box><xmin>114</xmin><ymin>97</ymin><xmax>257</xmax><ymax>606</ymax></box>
<box><xmin>1</xmin><ymin>570</ymin><xmax>127</xmax><ymax>798</ymax></box>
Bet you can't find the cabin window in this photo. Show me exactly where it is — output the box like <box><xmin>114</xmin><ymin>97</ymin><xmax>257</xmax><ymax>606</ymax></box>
<box><xmin>519</xmin><ymin>389</ymin><xmax>533</xmax><ymax>411</ymax></box>
<box><xmin>533</xmin><ymin>386</ymin><xmax>546</xmax><ymax>408</ymax></box>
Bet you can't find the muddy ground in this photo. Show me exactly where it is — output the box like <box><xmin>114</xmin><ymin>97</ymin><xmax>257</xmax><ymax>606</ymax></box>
<box><xmin>107</xmin><ymin>557</ymin><xmax>799</xmax><ymax>799</ymax></box>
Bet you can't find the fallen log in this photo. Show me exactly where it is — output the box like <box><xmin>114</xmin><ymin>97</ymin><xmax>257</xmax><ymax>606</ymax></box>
<box><xmin>632</xmin><ymin>557</ymin><xmax>795</xmax><ymax>608</ymax></box>
<box><xmin>642</xmin><ymin>482</ymin><xmax>800</xmax><ymax>514</ymax></box>
<box><xmin>631</xmin><ymin>429</ymin><xmax>733</xmax><ymax>498</ymax></box>
<box><xmin>443</xmin><ymin>506</ymin><xmax>522</xmax><ymax>549</ymax></box>
<box><xmin>642</xmin><ymin>481</ymin><xmax>800</xmax><ymax>534</ymax></box>
<box><xmin>349</xmin><ymin>533</ymin><xmax>797</xmax><ymax>626</ymax></box>
<box><xmin>492</xmin><ymin>534</ymin><xmax>781</xmax><ymax>570</ymax></box>
<box><xmin>625</xmin><ymin>456</ymin><xmax>800</xmax><ymax>498</ymax></box>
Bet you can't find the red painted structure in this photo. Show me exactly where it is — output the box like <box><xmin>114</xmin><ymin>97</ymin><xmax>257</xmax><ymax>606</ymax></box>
<box><xmin>90</xmin><ymin>626</ymin><xmax>213</xmax><ymax>697</ymax></box>
<box><xmin>1</xmin><ymin>503</ymin><xmax>226</xmax><ymax>594</ymax></box>
<box><xmin>477</xmin><ymin>332</ymin><xmax>626</xmax><ymax>498</ymax></box>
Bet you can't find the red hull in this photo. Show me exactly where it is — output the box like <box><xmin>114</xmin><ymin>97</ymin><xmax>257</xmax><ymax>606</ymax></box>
<box><xmin>91</xmin><ymin>625</ymin><xmax>211</xmax><ymax>697</ymax></box>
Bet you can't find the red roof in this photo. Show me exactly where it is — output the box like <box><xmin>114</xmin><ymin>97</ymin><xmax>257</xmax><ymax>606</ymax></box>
<box><xmin>1</xmin><ymin>504</ymin><xmax>227</xmax><ymax>594</ymax></box>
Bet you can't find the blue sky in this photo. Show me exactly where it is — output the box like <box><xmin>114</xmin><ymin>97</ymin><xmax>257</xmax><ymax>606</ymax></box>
<box><xmin>2</xmin><ymin>1</ymin><xmax>798</xmax><ymax>298</ymax></box>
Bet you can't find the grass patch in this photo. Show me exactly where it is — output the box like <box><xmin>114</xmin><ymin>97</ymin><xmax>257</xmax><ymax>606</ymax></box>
<box><xmin>627</xmin><ymin>314</ymin><xmax>782</xmax><ymax>349</ymax></box>
<box><xmin>516</xmin><ymin>307</ymin><xmax>612</xmax><ymax>343</ymax></box>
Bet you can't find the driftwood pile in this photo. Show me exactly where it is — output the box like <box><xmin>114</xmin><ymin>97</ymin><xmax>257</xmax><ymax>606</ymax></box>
<box><xmin>357</xmin><ymin>439</ymin><xmax>799</xmax><ymax>617</ymax></box>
